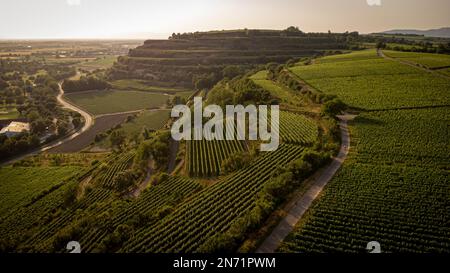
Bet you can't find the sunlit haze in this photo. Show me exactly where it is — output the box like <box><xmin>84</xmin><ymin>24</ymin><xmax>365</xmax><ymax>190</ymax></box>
<box><xmin>1</xmin><ymin>0</ymin><xmax>450</xmax><ymax>39</ymax></box>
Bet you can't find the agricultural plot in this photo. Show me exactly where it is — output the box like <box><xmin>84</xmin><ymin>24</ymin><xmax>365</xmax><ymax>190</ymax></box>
<box><xmin>186</xmin><ymin>110</ymin><xmax>317</xmax><ymax>177</ymax></box>
<box><xmin>316</xmin><ymin>49</ymin><xmax>381</xmax><ymax>63</ymax></box>
<box><xmin>77</xmin><ymin>176</ymin><xmax>203</xmax><ymax>252</ymax></box>
<box><xmin>116</xmin><ymin>109</ymin><xmax>169</xmax><ymax>134</ymax></box>
<box><xmin>14</xmin><ymin>153</ymin><xmax>108</xmax><ymax>167</ymax></box>
<box><xmin>17</xmin><ymin>153</ymin><xmax>134</xmax><ymax>250</ymax></box>
<box><xmin>383</xmin><ymin>50</ymin><xmax>450</xmax><ymax>69</ymax></box>
<box><xmin>111</xmin><ymin>79</ymin><xmax>190</xmax><ymax>94</ymax></box>
<box><xmin>64</xmin><ymin>90</ymin><xmax>169</xmax><ymax>115</ymax></box>
<box><xmin>347</xmin><ymin>108</ymin><xmax>450</xmax><ymax>169</ymax></box>
<box><xmin>280</xmin><ymin>51</ymin><xmax>450</xmax><ymax>253</ymax></box>
<box><xmin>290</xmin><ymin>58</ymin><xmax>419</xmax><ymax>80</ymax></box>
<box><xmin>251</xmin><ymin>73</ymin><xmax>305</xmax><ymax>107</ymax></box>
<box><xmin>277</xmin><ymin>111</ymin><xmax>318</xmax><ymax>145</ymax></box>
<box><xmin>307</xmin><ymin>73</ymin><xmax>450</xmax><ymax>110</ymax></box>
<box><xmin>279</xmin><ymin>163</ymin><xmax>450</xmax><ymax>253</ymax></box>
<box><xmin>0</xmin><ymin>177</ymin><xmax>80</xmax><ymax>247</ymax></box>
<box><xmin>121</xmin><ymin>144</ymin><xmax>305</xmax><ymax>253</ymax></box>
<box><xmin>0</xmin><ymin>166</ymin><xmax>80</xmax><ymax>216</ymax></box>
<box><xmin>290</xmin><ymin>50</ymin><xmax>450</xmax><ymax>110</ymax></box>
<box><xmin>96</xmin><ymin>152</ymin><xmax>135</xmax><ymax>189</ymax></box>
<box><xmin>187</xmin><ymin>139</ymin><xmax>247</xmax><ymax>177</ymax></box>
<box><xmin>77</xmin><ymin>55</ymin><xmax>118</xmax><ymax>71</ymax></box>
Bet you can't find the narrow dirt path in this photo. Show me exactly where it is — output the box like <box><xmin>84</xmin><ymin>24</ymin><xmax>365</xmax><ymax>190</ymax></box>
<box><xmin>129</xmin><ymin>159</ymin><xmax>154</xmax><ymax>198</ymax></box>
<box><xmin>256</xmin><ymin>114</ymin><xmax>352</xmax><ymax>253</ymax></box>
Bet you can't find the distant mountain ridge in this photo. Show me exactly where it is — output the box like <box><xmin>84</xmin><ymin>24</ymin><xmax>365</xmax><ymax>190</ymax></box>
<box><xmin>380</xmin><ymin>27</ymin><xmax>450</xmax><ymax>38</ymax></box>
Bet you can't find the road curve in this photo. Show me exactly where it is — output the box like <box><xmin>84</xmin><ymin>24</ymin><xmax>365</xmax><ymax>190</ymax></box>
<box><xmin>0</xmin><ymin>83</ymin><xmax>94</xmax><ymax>166</ymax></box>
<box><xmin>256</xmin><ymin>114</ymin><xmax>352</xmax><ymax>253</ymax></box>
<box><xmin>53</xmin><ymin>82</ymin><xmax>94</xmax><ymax>146</ymax></box>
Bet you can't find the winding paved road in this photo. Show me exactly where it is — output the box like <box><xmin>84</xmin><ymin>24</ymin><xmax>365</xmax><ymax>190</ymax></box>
<box><xmin>256</xmin><ymin>114</ymin><xmax>352</xmax><ymax>253</ymax></box>
<box><xmin>0</xmin><ymin>83</ymin><xmax>94</xmax><ymax>166</ymax></box>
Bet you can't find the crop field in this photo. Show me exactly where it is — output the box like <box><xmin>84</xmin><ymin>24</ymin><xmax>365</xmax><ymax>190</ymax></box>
<box><xmin>96</xmin><ymin>152</ymin><xmax>135</xmax><ymax>188</ymax></box>
<box><xmin>13</xmin><ymin>153</ymin><xmax>108</xmax><ymax>167</ymax></box>
<box><xmin>77</xmin><ymin>176</ymin><xmax>203</xmax><ymax>252</ymax></box>
<box><xmin>347</xmin><ymin>109</ymin><xmax>450</xmax><ymax>169</ymax></box>
<box><xmin>0</xmin><ymin>166</ymin><xmax>80</xmax><ymax>216</ymax></box>
<box><xmin>308</xmin><ymin>73</ymin><xmax>450</xmax><ymax>110</ymax></box>
<box><xmin>280</xmin><ymin>51</ymin><xmax>450</xmax><ymax>253</ymax></box>
<box><xmin>279</xmin><ymin>162</ymin><xmax>450</xmax><ymax>253</ymax></box>
<box><xmin>186</xmin><ymin>139</ymin><xmax>247</xmax><ymax>177</ymax></box>
<box><xmin>277</xmin><ymin>111</ymin><xmax>318</xmax><ymax>144</ymax></box>
<box><xmin>121</xmin><ymin>144</ymin><xmax>305</xmax><ymax>253</ymax></box>
<box><xmin>64</xmin><ymin>90</ymin><xmax>169</xmax><ymax>115</ymax></box>
<box><xmin>383</xmin><ymin>50</ymin><xmax>450</xmax><ymax>68</ymax></box>
<box><xmin>316</xmin><ymin>49</ymin><xmax>381</xmax><ymax>63</ymax></box>
<box><xmin>76</xmin><ymin>55</ymin><xmax>118</xmax><ymax>70</ymax></box>
<box><xmin>111</xmin><ymin>79</ymin><xmax>191</xmax><ymax>94</ymax></box>
<box><xmin>290</xmin><ymin>50</ymin><xmax>450</xmax><ymax>110</ymax></box>
<box><xmin>115</xmin><ymin>110</ymin><xmax>169</xmax><ymax>135</ymax></box>
<box><xmin>251</xmin><ymin>72</ymin><xmax>305</xmax><ymax>107</ymax></box>
<box><xmin>290</xmin><ymin>58</ymin><xmax>419</xmax><ymax>80</ymax></box>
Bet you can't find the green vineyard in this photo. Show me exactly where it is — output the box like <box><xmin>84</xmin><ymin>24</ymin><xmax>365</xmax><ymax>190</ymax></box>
<box><xmin>97</xmin><ymin>152</ymin><xmax>136</xmax><ymax>188</ymax></box>
<box><xmin>277</xmin><ymin>111</ymin><xmax>318</xmax><ymax>145</ymax></box>
<box><xmin>120</xmin><ymin>144</ymin><xmax>305</xmax><ymax>252</ymax></box>
<box><xmin>76</xmin><ymin>176</ymin><xmax>203</xmax><ymax>252</ymax></box>
<box><xmin>279</xmin><ymin>51</ymin><xmax>450</xmax><ymax>253</ymax></box>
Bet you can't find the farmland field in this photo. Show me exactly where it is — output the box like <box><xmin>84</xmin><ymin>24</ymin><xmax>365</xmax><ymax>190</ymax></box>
<box><xmin>0</xmin><ymin>166</ymin><xmax>80</xmax><ymax>216</ymax></box>
<box><xmin>251</xmin><ymin>73</ymin><xmax>305</xmax><ymax>107</ymax></box>
<box><xmin>290</xmin><ymin>50</ymin><xmax>450</xmax><ymax>110</ymax></box>
<box><xmin>121</xmin><ymin>144</ymin><xmax>306</xmax><ymax>253</ymax></box>
<box><xmin>111</xmin><ymin>79</ymin><xmax>191</xmax><ymax>94</ymax></box>
<box><xmin>279</xmin><ymin>50</ymin><xmax>450</xmax><ymax>253</ymax></box>
<box><xmin>64</xmin><ymin>90</ymin><xmax>169</xmax><ymax>115</ymax></box>
<box><xmin>186</xmin><ymin>139</ymin><xmax>247</xmax><ymax>177</ymax></box>
<box><xmin>77</xmin><ymin>55</ymin><xmax>118</xmax><ymax>71</ymax></box>
<box><xmin>383</xmin><ymin>50</ymin><xmax>450</xmax><ymax>69</ymax></box>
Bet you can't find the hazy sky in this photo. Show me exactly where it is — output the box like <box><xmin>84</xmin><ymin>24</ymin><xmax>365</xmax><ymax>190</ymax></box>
<box><xmin>1</xmin><ymin>0</ymin><xmax>449</xmax><ymax>39</ymax></box>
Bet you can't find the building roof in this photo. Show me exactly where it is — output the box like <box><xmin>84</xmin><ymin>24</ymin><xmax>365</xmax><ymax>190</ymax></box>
<box><xmin>0</xmin><ymin>121</ymin><xmax>30</xmax><ymax>135</ymax></box>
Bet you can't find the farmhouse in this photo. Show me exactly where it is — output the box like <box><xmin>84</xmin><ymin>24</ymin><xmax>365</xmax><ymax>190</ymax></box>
<box><xmin>0</xmin><ymin>121</ymin><xmax>30</xmax><ymax>137</ymax></box>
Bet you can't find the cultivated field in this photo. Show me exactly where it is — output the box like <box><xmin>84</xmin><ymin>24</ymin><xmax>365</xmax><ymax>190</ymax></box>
<box><xmin>64</xmin><ymin>90</ymin><xmax>169</xmax><ymax>115</ymax></box>
<box><xmin>290</xmin><ymin>50</ymin><xmax>450</xmax><ymax>110</ymax></box>
<box><xmin>279</xmin><ymin>50</ymin><xmax>450</xmax><ymax>253</ymax></box>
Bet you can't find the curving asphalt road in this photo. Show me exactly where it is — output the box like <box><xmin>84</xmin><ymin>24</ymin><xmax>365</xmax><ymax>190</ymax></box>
<box><xmin>0</xmin><ymin>83</ymin><xmax>94</xmax><ymax>166</ymax></box>
<box><xmin>256</xmin><ymin>114</ymin><xmax>353</xmax><ymax>253</ymax></box>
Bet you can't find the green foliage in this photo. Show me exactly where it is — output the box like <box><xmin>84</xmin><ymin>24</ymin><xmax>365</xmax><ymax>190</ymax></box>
<box><xmin>321</xmin><ymin>98</ymin><xmax>346</xmax><ymax>117</ymax></box>
<box><xmin>62</xmin><ymin>76</ymin><xmax>111</xmax><ymax>93</ymax></box>
<box><xmin>120</xmin><ymin>144</ymin><xmax>306</xmax><ymax>253</ymax></box>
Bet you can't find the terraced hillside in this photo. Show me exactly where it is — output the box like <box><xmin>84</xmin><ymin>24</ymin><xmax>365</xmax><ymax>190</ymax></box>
<box><xmin>109</xmin><ymin>29</ymin><xmax>351</xmax><ymax>88</ymax></box>
<box><xmin>279</xmin><ymin>50</ymin><xmax>450</xmax><ymax>253</ymax></box>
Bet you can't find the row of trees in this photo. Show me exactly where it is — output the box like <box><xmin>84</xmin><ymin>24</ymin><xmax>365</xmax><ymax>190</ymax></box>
<box><xmin>62</xmin><ymin>76</ymin><xmax>111</xmax><ymax>93</ymax></box>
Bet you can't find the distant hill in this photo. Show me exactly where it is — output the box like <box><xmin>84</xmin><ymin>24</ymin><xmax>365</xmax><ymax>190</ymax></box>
<box><xmin>380</xmin><ymin>27</ymin><xmax>450</xmax><ymax>38</ymax></box>
<box><xmin>109</xmin><ymin>29</ymin><xmax>353</xmax><ymax>88</ymax></box>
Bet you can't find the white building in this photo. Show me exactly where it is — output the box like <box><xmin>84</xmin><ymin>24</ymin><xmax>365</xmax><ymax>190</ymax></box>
<box><xmin>0</xmin><ymin>122</ymin><xmax>30</xmax><ymax>137</ymax></box>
